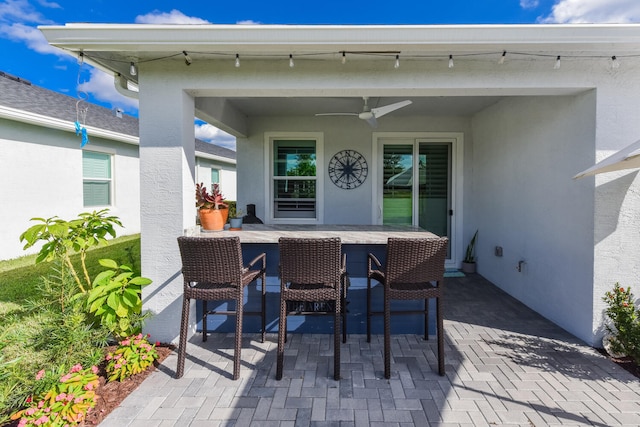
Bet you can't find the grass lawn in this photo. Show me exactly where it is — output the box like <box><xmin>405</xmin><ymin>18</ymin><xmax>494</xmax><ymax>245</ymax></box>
<box><xmin>0</xmin><ymin>234</ymin><xmax>141</xmax><ymax>423</ymax></box>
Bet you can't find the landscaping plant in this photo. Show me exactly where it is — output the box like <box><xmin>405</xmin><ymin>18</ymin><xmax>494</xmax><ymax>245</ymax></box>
<box><xmin>602</xmin><ymin>283</ymin><xmax>640</xmax><ymax>364</ymax></box>
<box><xmin>105</xmin><ymin>333</ymin><xmax>159</xmax><ymax>382</ymax></box>
<box><xmin>3</xmin><ymin>212</ymin><xmax>157</xmax><ymax>425</ymax></box>
<box><xmin>19</xmin><ymin>209</ymin><xmax>123</xmax><ymax>294</ymax></box>
<box><xmin>10</xmin><ymin>364</ymin><xmax>99</xmax><ymax>427</ymax></box>
<box><xmin>86</xmin><ymin>259</ymin><xmax>152</xmax><ymax>338</ymax></box>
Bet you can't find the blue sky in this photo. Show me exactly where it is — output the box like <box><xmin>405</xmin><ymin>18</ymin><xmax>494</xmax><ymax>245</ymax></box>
<box><xmin>1</xmin><ymin>0</ymin><xmax>640</xmax><ymax>149</ymax></box>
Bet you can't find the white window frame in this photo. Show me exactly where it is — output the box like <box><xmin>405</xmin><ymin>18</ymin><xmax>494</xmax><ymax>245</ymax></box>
<box><xmin>82</xmin><ymin>148</ymin><xmax>115</xmax><ymax>208</ymax></box>
<box><xmin>264</xmin><ymin>132</ymin><xmax>324</xmax><ymax>224</ymax></box>
<box><xmin>211</xmin><ymin>168</ymin><xmax>220</xmax><ymax>184</ymax></box>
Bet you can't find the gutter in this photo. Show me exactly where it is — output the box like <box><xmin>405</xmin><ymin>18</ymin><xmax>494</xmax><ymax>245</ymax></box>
<box><xmin>115</xmin><ymin>74</ymin><xmax>139</xmax><ymax>100</ymax></box>
<box><xmin>0</xmin><ymin>104</ymin><xmax>138</xmax><ymax>145</ymax></box>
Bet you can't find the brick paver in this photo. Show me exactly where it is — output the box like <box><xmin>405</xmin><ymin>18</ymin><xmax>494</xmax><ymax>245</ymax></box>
<box><xmin>100</xmin><ymin>275</ymin><xmax>640</xmax><ymax>426</ymax></box>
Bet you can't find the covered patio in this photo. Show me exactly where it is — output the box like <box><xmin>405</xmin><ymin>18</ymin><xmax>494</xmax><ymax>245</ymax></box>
<box><xmin>39</xmin><ymin>23</ymin><xmax>640</xmax><ymax>351</ymax></box>
<box><xmin>99</xmin><ymin>275</ymin><xmax>640</xmax><ymax>426</ymax></box>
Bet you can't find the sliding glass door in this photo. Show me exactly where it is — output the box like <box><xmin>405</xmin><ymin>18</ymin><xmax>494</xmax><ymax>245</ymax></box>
<box><xmin>381</xmin><ymin>140</ymin><xmax>452</xmax><ymax>255</ymax></box>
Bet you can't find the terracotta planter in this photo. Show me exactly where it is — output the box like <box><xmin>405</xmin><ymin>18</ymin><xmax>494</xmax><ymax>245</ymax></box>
<box><xmin>199</xmin><ymin>208</ymin><xmax>228</xmax><ymax>231</ymax></box>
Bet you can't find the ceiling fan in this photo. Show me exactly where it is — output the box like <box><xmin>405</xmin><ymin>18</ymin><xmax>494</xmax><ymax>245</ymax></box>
<box><xmin>315</xmin><ymin>97</ymin><xmax>412</xmax><ymax>128</ymax></box>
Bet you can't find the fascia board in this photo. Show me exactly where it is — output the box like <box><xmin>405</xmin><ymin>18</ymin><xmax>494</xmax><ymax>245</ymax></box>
<box><xmin>0</xmin><ymin>104</ymin><xmax>138</xmax><ymax>145</ymax></box>
<box><xmin>39</xmin><ymin>24</ymin><xmax>640</xmax><ymax>54</ymax></box>
<box><xmin>0</xmin><ymin>104</ymin><xmax>236</xmax><ymax>164</ymax></box>
<box><xmin>196</xmin><ymin>152</ymin><xmax>237</xmax><ymax>165</ymax></box>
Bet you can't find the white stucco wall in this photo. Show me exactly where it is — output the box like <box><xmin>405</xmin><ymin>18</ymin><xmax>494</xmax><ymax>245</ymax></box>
<box><xmin>238</xmin><ymin>115</ymin><xmax>471</xmax><ymax>237</ymax></box>
<box><xmin>0</xmin><ymin>118</ymin><xmax>140</xmax><ymax>261</ymax></box>
<box><xmin>471</xmin><ymin>94</ymin><xmax>597</xmax><ymax>343</ymax></box>
<box><xmin>195</xmin><ymin>159</ymin><xmax>237</xmax><ymax>201</ymax></box>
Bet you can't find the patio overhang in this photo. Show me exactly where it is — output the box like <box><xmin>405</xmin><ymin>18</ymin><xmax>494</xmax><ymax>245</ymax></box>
<box><xmin>38</xmin><ymin>23</ymin><xmax>640</xmax><ymax>137</ymax></box>
<box><xmin>39</xmin><ymin>24</ymin><xmax>640</xmax><ymax>66</ymax></box>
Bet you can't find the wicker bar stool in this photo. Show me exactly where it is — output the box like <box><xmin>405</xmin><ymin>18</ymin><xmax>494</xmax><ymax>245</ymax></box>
<box><xmin>176</xmin><ymin>236</ymin><xmax>266</xmax><ymax>380</ymax></box>
<box><xmin>276</xmin><ymin>237</ymin><xmax>347</xmax><ymax>381</ymax></box>
<box><xmin>366</xmin><ymin>237</ymin><xmax>448</xmax><ymax>379</ymax></box>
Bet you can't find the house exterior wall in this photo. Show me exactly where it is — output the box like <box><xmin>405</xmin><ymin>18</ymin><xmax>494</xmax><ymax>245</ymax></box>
<box><xmin>134</xmin><ymin>54</ymin><xmax>640</xmax><ymax>346</ymax></box>
<box><xmin>195</xmin><ymin>159</ymin><xmax>237</xmax><ymax>201</ymax></box>
<box><xmin>0</xmin><ymin>118</ymin><xmax>140</xmax><ymax>260</ymax></box>
<box><xmin>238</xmin><ymin>116</ymin><xmax>472</xmax><ymax>228</ymax></box>
<box><xmin>471</xmin><ymin>94</ymin><xmax>597</xmax><ymax>343</ymax></box>
<box><xmin>0</xmin><ymin>115</ymin><xmax>236</xmax><ymax>261</ymax></box>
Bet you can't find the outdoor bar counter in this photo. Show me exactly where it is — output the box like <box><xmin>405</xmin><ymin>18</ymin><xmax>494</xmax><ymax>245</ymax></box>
<box><xmin>186</xmin><ymin>223</ymin><xmax>439</xmax><ymax>244</ymax></box>
<box><xmin>184</xmin><ymin>224</ymin><xmax>442</xmax><ymax>335</ymax></box>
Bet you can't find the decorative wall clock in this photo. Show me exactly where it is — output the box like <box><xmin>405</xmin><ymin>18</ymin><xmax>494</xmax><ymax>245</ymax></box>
<box><xmin>328</xmin><ymin>149</ymin><xmax>368</xmax><ymax>189</ymax></box>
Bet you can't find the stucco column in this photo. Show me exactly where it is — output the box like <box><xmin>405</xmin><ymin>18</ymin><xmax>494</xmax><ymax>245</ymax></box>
<box><xmin>138</xmin><ymin>82</ymin><xmax>196</xmax><ymax>344</ymax></box>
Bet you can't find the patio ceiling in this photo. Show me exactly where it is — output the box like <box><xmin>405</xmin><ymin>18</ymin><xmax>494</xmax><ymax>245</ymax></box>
<box><xmin>213</xmin><ymin>96</ymin><xmax>504</xmax><ymax>118</ymax></box>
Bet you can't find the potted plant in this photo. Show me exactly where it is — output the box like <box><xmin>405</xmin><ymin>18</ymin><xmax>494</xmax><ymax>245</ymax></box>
<box><xmin>196</xmin><ymin>182</ymin><xmax>228</xmax><ymax>231</ymax></box>
<box><xmin>229</xmin><ymin>208</ymin><xmax>244</xmax><ymax>230</ymax></box>
<box><xmin>461</xmin><ymin>230</ymin><xmax>478</xmax><ymax>273</ymax></box>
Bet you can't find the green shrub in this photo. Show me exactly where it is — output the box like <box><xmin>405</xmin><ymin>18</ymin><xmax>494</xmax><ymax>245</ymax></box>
<box><xmin>19</xmin><ymin>209</ymin><xmax>123</xmax><ymax>293</ymax></box>
<box><xmin>0</xmin><ymin>226</ymin><xmax>145</xmax><ymax>422</ymax></box>
<box><xmin>106</xmin><ymin>334</ymin><xmax>159</xmax><ymax>382</ymax></box>
<box><xmin>602</xmin><ymin>283</ymin><xmax>640</xmax><ymax>364</ymax></box>
<box><xmin>86</xmin><ymin>259</ymin><xmax>152</xmax><ymax>338</ymax></box>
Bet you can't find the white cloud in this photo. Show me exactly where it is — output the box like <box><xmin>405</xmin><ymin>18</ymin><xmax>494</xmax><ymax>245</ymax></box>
<box><xmin>542</xmin><ymin>0</ymin><xmax>640</xmax><ymax>23</ymax></box>
<box><xmin>77</xmin><ymin>68</ymin><xmax>139</xmax><ymax>112</ymax></box>
<box><xmin>236</xmin><ymin>20</ymin><xmax>261</xmax><ymax>25</ymax></box>
<box><xmin>135</xmin><ymin>9</ymin><xmax>210</xmax><ymax>24</ymax></box>
<box><xmin>0</xmin><ymin>22</ymin><xmax>64</xmax><ymax>55</ymax></box>
<box><xmin>36</xmin><ymin>0</ymin><xmax>61</xmax><ymax>8</ymax></box>
<box><xmin>0</xmin><ymin>0</ymin><xmax>53</xmax><ymax>23</ymax></box>
<box><xmin>195</xmin><ymin>123</ymin><xmax>236</xmax><ymax>150</ymax></box>
<box><xmin>520</xmin><ymin>0</ymin><xmax>539</xmax><ymax>10</ymax></box>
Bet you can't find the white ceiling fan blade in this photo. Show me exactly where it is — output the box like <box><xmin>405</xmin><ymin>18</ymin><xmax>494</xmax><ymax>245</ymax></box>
<box><xmin>315</xmin><ymin>112</ymin><xmax>359</xmax><ymax>116</ymax></box>
<box><xmin>371</xmin><ymin>100</ymin><xmax>412</xmax><ymax>118</ymax></box>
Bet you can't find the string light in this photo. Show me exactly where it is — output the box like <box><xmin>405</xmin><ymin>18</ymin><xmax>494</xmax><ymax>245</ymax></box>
<box><xmin>499</xmin><ymin>51</ymin><xmax>506</xmax><ymax>64</ymax></box>
<box><xmin>611</xmin><ymin>55</ymin><xmax>620</xmax><ymax>69</ymax></box>
<box><xmin>78</xmin><ymin>50</ymin><xmax>639</xmax><ymax>77</ymax></box>
<box><xmin>341</xmin><ymin>51</ymin><xmax>346</xmax><ymax>65</ymax></box>
<box><xmin>183</xmin><ymin>51</ymin><xmax>192</xmax><ymax>66</ymax></box>
<box><xmin>554</xmin><ymin>55</ymin><xmax>561</xmax><ymax>69</ymax></box>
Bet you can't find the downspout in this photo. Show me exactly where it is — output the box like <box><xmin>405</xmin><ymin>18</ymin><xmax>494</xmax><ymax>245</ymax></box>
<box><xmin>115</xmin><ymin>74</ymin><xmax>139</xmax><ymax>100</ymax></box>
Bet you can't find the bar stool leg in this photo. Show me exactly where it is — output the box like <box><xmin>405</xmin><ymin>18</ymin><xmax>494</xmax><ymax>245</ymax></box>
<box><xmin>202</xmin><ymin>300</ymin><xmax>208</xmax><ymax>342</ymax></box>
<box><xmin>276</xmin><ymin>296</ymin><xmax>287</xmax><ymax>380</ymax></box>
<box><xmin>366</xmin><ymin>277</ymin><xmax>372</xmax><ymax>343</ymax></box>
<box><xmin>176</xmin><ymin>295</ymin><xmax>190</xmax><ymax>379</ymax></box>
<box><xmin>437</xmin><ymin>295</ymin><xmax>445</xmax><ymax>376</ymax></box>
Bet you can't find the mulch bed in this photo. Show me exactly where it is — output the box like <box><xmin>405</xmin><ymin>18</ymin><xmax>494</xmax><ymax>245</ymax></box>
<box><xmin>596</xmin><ymin>348</ymin><xmax>640</xmax><ymax>379</ymax></box>
<box><xmin>83</xmin><ymin>344</ymin><xmax>174</xmax><ymax>426</ymax></box>
<box><xmin>1</xmin><ymin>345</ymin><xmax>174</xmax><ymax>427</ymax></box>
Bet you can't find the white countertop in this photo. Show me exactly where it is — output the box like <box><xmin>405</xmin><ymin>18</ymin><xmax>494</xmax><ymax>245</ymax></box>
<box><xmin>186</xmin><ymin>224</ymin><xmax>439</xmax><ymax>244</ymax></box>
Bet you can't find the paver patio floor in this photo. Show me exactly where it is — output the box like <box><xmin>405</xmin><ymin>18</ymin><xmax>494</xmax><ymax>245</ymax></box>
<box><xmin>100</xmin><ymin>274</ymin><xmax>640</xmax><ymax>426</ymax></box>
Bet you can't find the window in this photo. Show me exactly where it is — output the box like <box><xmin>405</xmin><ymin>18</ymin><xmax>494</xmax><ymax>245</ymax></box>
<box><xmin>272</xmin><ymin>139</ymin><xmax>317</xmax><ymax>219</ymax></box>
<box><xmin>83</xmin><ymin>151</ymin><xmax>112</xmax><ymax>207</ymax></box>
<box><xmin>211</xmin><ymin>168</ymin><xmax>220</xmax><ymax>184</ymax></box>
